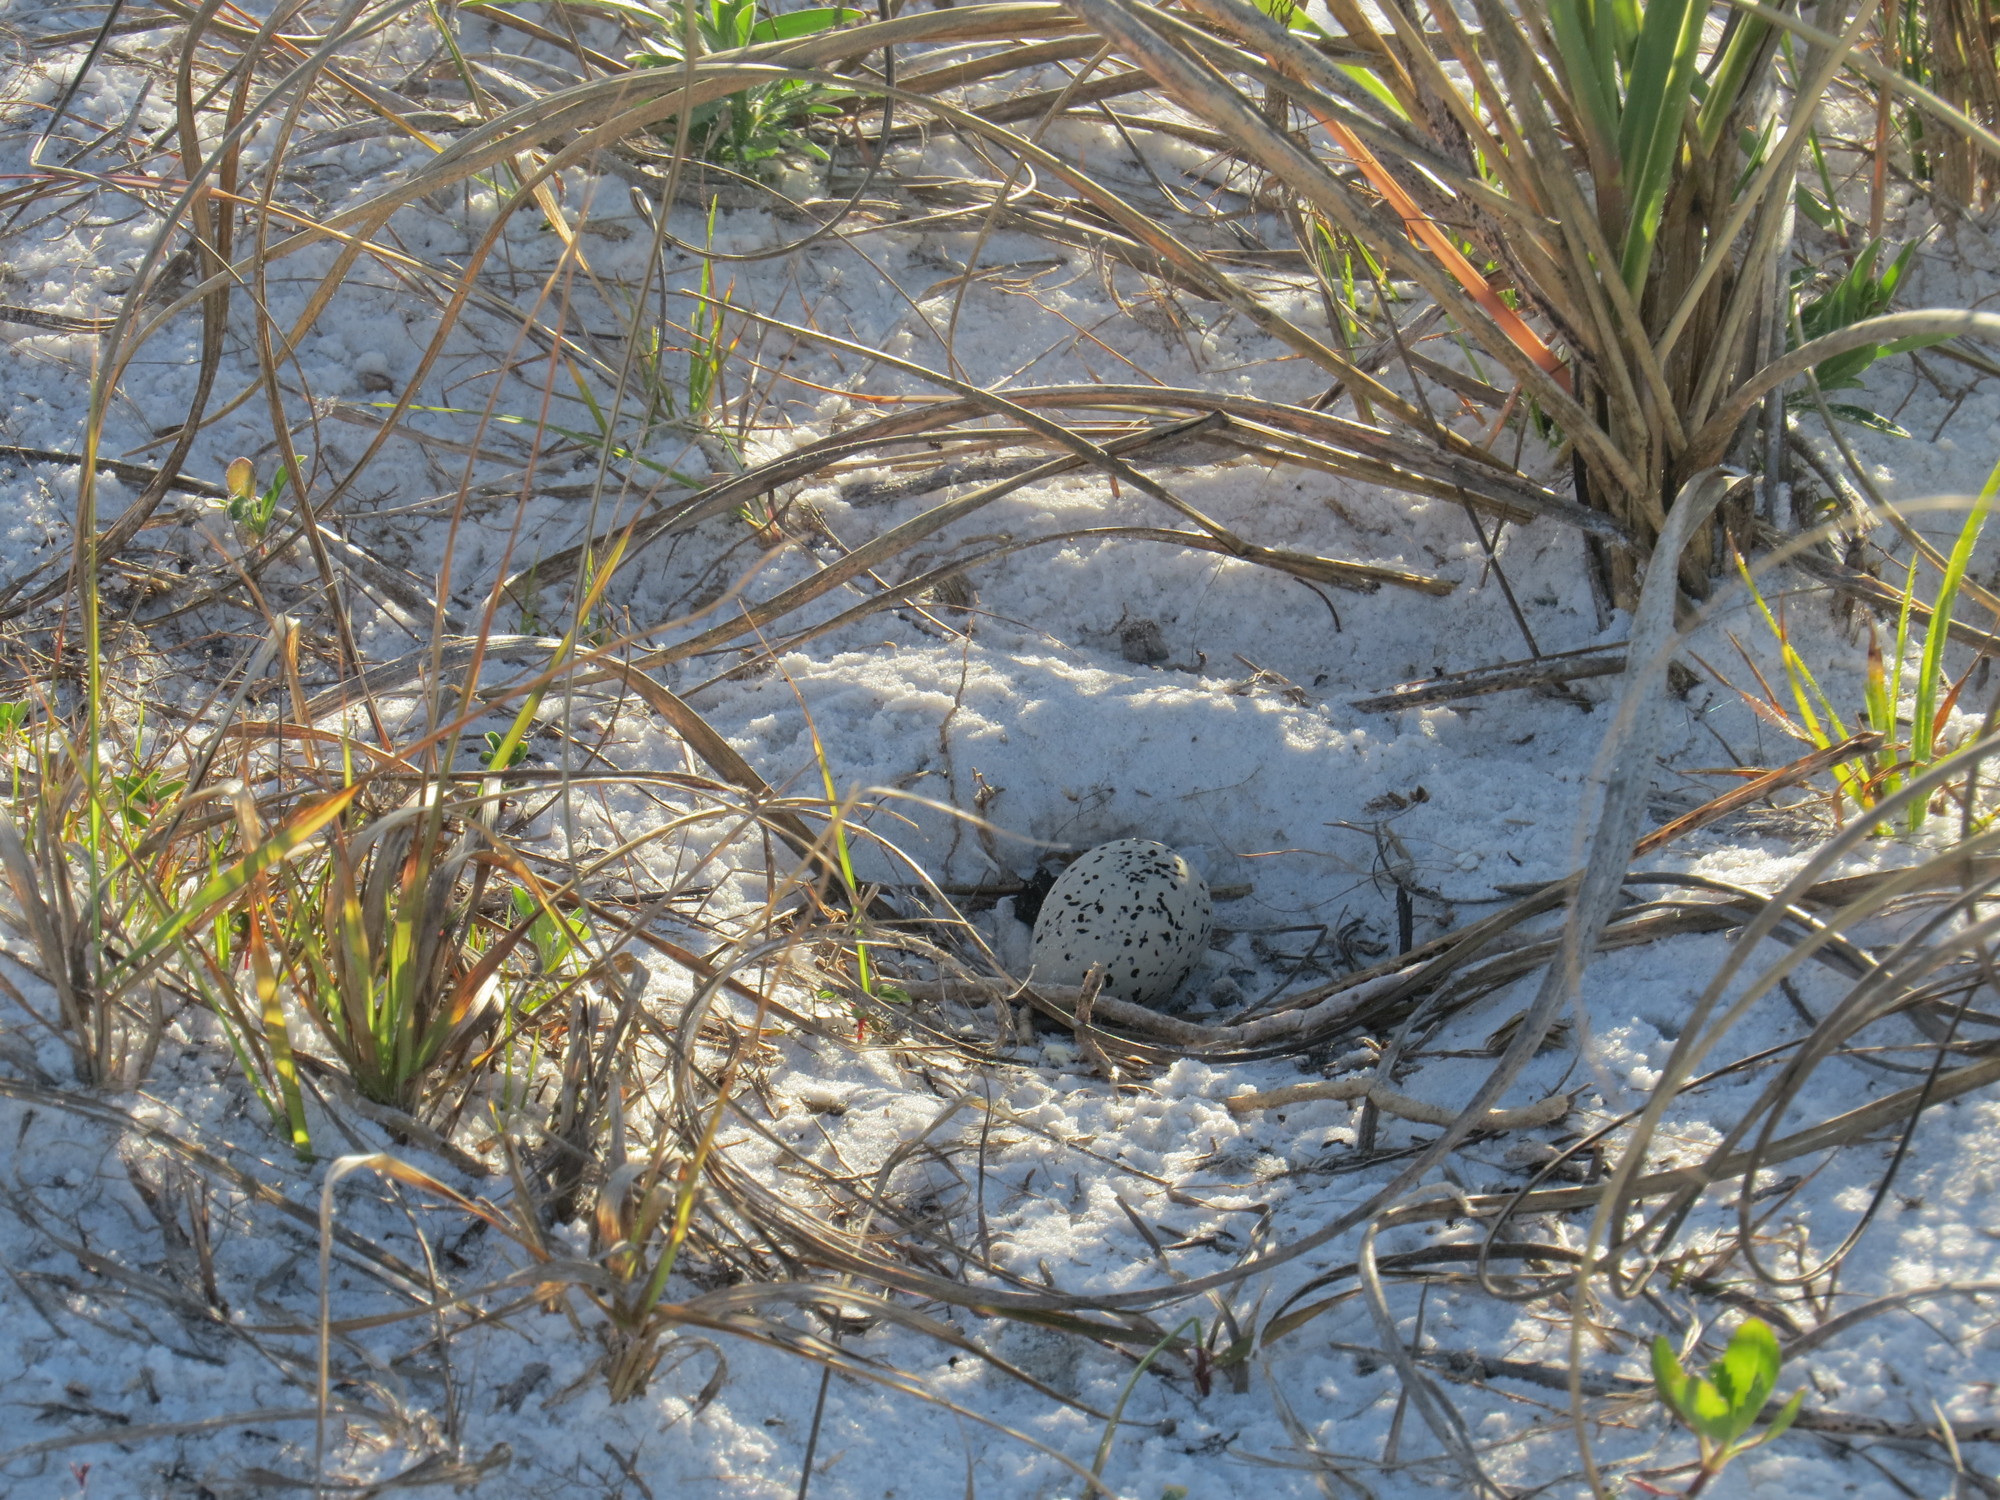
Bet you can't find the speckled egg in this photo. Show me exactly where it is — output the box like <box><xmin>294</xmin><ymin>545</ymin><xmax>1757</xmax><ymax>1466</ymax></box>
<box><xmin>1029</xmin><ymin>839</ymin><xmax>1212</xmax><ymax>1006</ymax></box>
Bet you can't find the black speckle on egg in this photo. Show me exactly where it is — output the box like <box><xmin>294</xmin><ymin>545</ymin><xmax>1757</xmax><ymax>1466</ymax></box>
<box><xmin>1028</xmin><ymin>838</ymin><xmax>1212</xmax><ymax>1006</ymax></box>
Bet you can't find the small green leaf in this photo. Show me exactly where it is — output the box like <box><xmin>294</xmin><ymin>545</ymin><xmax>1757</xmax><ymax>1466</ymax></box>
<box><xmin>1878</xmin><ymin>240</ymin><xmax>1919</xmax><ymax>299</ymax></box>
<box><xmin>1756</xmin><ymin>1386</ymin><xmax>1806</xmax><ymax>1448</ymax></box>
<box><xmin>1684</xmin><ymin>1374</ymin><xmax>1736</xmax><ymax>1447</ymax></box>
<box><xmin>1794</xmin><ymin>185</ymin><xmax>1836</xmax><ymax>229</ymax></box>
<box><xmin>1714</xmin><ymin>1318</ymin><xmax>1781</xmax><ymax>1427</ymax></box>
<box><xmin>1822</xmin><ymin>403</ymin><xmax>1911</xmax><ymax>437</ymax></box>
<box><xmin>1882</xmin><ymin>332</ymin><xmax>1954</xmax><ymax>357</ymax></box>
<box><xmin>479</xmin><ymin>730</ymin><xmax>528</xmax><ymax>769</ymax></box>
<box><xmin>747</xmin><ymin>6</ymin><xmax>861</xmax><ymax>41</ymax></box>
<box><xmin>1786</xmin><ymin>395</ymin><xmax>1912</xmax><ymax>437</ymax></box>
<box><xmin>1651</xmin><ymin>1336</ymin><xmax>1692</xmax><ymax>1419</ymax></box>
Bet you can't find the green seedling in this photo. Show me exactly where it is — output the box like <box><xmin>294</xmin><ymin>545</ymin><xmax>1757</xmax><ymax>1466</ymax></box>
<box><xmin>644</xmin><ymin>196</ymin><xmax>744</xmax><ymax>449</ymax></box>
<box><xmin>630</xmin><ymin>0</ymin><xmax>860</xmax><ymax>179</ymax></box>
<box><xmin>805</xmin><ymin>714</ymin><xmax>879</xmax><ymax>1015</ymax></box>
<box><xmin>478</xmin><ymin>730</ymin><xmax>528</xmax><ymax>770</ymax></box>
<box><xmin>1727</xmin><ymin>539</ymin><xmax>1875</xmax><ymax>815</ymax></box>
<box><xmin>1646</xmin><ymin>1318</ymin><xmax>1803</xmax><ymax>1496</ymax></box>
<box><xmin>687</xmin><ymin>210</ymin><xmax>734</xmax><ymax>425</ymax></box>
<box><xmin>224</xmin><ymin>455</ymin><xmax>294</xmax><ymax>538</ymax></box>
<box><xmin>110</xmin><ymin>768</ymin><xmax>188</xmax><ymax>829</ymax></box>
<box><xmin>0</xmin><ymin>702</ymin><xmax>27</xmax><ymax>801</ymax></box>
<box><xmin>510</xmin><ymin>885</ymin><xmax>592</xmax><ymax>977</ymax></box>
<box><xmin>1902</xmin><ymin>485</ymin><xmax>1995</xmax><ymax>834</ymax></box>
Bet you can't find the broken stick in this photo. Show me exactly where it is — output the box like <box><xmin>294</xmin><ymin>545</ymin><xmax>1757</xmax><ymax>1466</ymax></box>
<box><xmin>1226</xmin><ymin>1077</ymin><xmax>1571</xmax><ymax>1131</ymax></box>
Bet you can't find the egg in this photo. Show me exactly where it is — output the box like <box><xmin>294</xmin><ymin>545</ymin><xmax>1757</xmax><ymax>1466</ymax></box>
<box><xmin>1029</xmin><ymin>839</ymin><xmax>1213</xmax><ymax>1006</ymax></box>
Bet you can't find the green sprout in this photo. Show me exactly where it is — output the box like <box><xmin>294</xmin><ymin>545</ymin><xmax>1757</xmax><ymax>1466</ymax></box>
<box><xmin>478</xmin><ymin>730</ymin><xmax>529</xmax><ymax>769</ymax></box>
<box><xmin>510</xmin><ymin>886</ymin><xmax>592</xmax><ymax>978</ymax></box>
<box><xmin>223</xmin><ymin>455</ymin><xmax>295</xmax><ymax>538</ymax></box>
<box><xmin>1647</xmin><ymin>1318</ymin><xmax>1803</xmax><ymax>1496</ymax></box>
<box><xmin>1729</xmin><ymin>479</ymin><xmax>1994</xmax><ymax>836</ymax></box>
<box><xmin>0</xmin><ymin>702</ymin><xmax>27</xmax><ymax>801</ymax></box>
<box><xmin>110</xmin><ymin>768</ymin><xmax>188</xmax><ymax>830</ymax></box>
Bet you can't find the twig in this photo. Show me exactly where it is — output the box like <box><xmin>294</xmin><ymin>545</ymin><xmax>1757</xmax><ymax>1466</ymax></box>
<box><xmin>898</xmin><ymin>967</ymin><xmax>1415</xmax><ymax>1052</ymax></box>
<box><xmin>1766</xmin><ymin>524</ymin><xmax>2000</xmax><ymax>657</ymax></box>
<box><xmin>0</xmin><ymin>444</ymin><xmax>225</xmax><ymax>498</ymax></box>
<box><xmin>1225</xmin><ymin>1077</ymin><xmax>1571</xmax><ymax>1130</ymax></box>
<box><xmin>1638</xmin><ymin>732</ymin><xmax>1882</xmax><ymax>851</ymax></box>
<box><xmin>1350</xmin><ymin>645</ymin><xmax>1628</xmax><ymax>713</ymax></box>
<box><xmin>1071</xmin><ymin>964</ymin><xmax>1118</xmax><ymax>1080</ymax></box>
<box><xmin>0</xmin><ymin>305</ymin><xmax>117</xmax><ymax>332</ymax></box>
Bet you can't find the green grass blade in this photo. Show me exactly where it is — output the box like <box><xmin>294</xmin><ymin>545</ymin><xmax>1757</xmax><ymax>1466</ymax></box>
<box><xmin>1616</xmin><ymin>0</ymin><xmax>1707</xmax><ymax>291</ymax></box>
<box><xmin>1094</xmin><ymin>1317</ymin><xmax>1202</xmax><ymax>1480</ymax></box>
<box><xmin>116</xmin><ymin>784</ymin><xmax>364</xmax><ymax>984</ymax></box>
<box><xmin>250</xmin><ymin>912</ymin><xmax>312</xmax><ymax>1156</ymax></box>
<box><xmin>1731</xmin><ymin>546</ymin><xmax>1846</xmax><ymax>748</ymax></box>
<box><xmin>1697</xmin><ymin>13</ymin><xmax>1773</xmax><ymax>151</ymax></box>
<box><xmin>1881</xmin><ymin>552</ymin><xmax>1920</xmax><ymax>799</ymax></box>
<box><xmin>1862</xmin><ymin>622</ymin><xmax>1897</xmax><ymax>799</ymax></box>
<box><xmin>1544</xmin><ymin>0</ymin><xmax>1626</xmax><ymax>190</ymax></box>
<box><xmin>1910</xmin><ymin>477</ymin><xmax>1998</xmax><ymax>828</ymax></box>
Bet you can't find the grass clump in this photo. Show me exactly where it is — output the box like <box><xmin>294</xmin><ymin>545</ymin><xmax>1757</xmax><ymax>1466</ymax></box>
<box><xmin>1723</xmin><ymin>488</ymin><xmax>1997</xmax><ymax>833</ymax></box>
<box><xmin>629</xmin><ymin>0</ymin><xmax>862</xmax><ymax>181</ymax></box>
<box><xmin>233</xmin><ymin>779</ymin><xmax>545</xmax><ymax>1136</ymax></box>
<box><xmin>0</xmin><ymin>696</ymin><xmax>241</xmax><ymax>1091</ymax></box>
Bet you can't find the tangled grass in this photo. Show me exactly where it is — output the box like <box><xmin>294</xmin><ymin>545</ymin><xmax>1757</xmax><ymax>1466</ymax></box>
<box><xmin>2</xmin><ymin>0</ymin><xmax>2000</xmax><ymax>1493</ymax></box>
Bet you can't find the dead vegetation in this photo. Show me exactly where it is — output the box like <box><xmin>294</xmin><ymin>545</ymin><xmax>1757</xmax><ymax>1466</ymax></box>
<box><xmin>0</xmin><ymin>0</ymin><xmax>1999</xmax><ymax>1494</ymax></box>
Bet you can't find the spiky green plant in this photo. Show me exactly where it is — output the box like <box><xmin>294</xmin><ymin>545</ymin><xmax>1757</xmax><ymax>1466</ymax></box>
<box><xmin>629</xmin><ymin>0</ymin><xmax>861</xmax><ymax>178</ymax></box>
<box><xmin>1791</xmin><ymin>240</ymin><xmax>1948</xmax><ymax>432</ymax></box>
<box><xmin>1053</xmin><ymin>0</ymin><xmax>1966</xmax><ymax>599</ymax></box>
